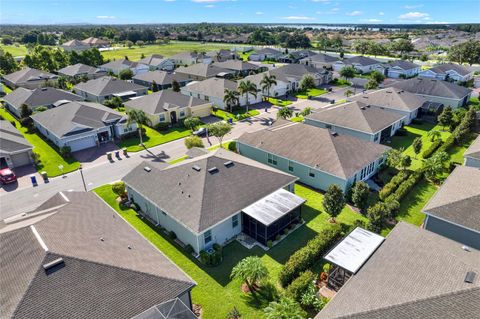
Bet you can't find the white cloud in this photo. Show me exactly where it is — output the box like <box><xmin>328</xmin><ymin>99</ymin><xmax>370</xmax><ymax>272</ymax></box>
<box><xmin>96</xmin><ymin>15</ymin><xmax>115</xmax><ymax>19</ymax></box>
<box><xmin>404</xmin><ymin>4</ymin><xmax>423</xmax><ymax>9</ymax></box>
<box><xmin>378</xmin><ymin>12</ymin><xmax>384</xmax><ymax>16</ymax></box>
<box><xmin>346</xmin><ymin>11</ymin><xmax>362</xmax><ymax>16</ymax></box>
<box><xmin>255</xmin><ymin>11</ymin><xmax>264</xmax><ymax>15</ymax></box>
<box><xmin>281</xmin><ymin>16</ymin><xmax>315</xmax><ymax>20</ymax></box>
<box><xmin>398</xmin><ymin>12</ymin><xmax>429</xmax><ymax>19</ymax></box>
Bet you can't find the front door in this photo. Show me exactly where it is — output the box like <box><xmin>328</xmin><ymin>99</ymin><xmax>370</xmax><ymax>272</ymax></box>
<box><xmin>170</xmin><ymin>111</ymin><xmax>177</xmax><ymax>124</ymax></box>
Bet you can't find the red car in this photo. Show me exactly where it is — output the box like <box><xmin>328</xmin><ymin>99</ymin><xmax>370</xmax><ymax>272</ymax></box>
<box><xmin>0</xmin><ymin>168</ymin><xmax>17</xmax><ymax>184</ymax></box>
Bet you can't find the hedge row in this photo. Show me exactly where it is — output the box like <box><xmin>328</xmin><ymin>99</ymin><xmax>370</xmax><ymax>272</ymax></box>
<box><xmin>437</xmin><ymin>134</ymin><xmax>455</xmax><ymax>153</ymax></box>
<box><xmin>285</xmin><ymin>270</ymin><xmax>316</xmax><ymax>302</ymax></box>
<box><xmin>378</xmin><ymin>170</ymin><xmax>411</xmax><ymax>201</ymax></box>
<box><xmin>386</xmin><ymin>170</ymin><xmax>424</xmax><ymax>202</ymax></box>
<box><xmin>279</xmin><ymin>224</ymin><xmax>342</xmax><ymax>287</ymax></box>
<box><xmin>422</xmin><ymin>139</ymin><xmax>443</xmax><ymax>159</ymax></box>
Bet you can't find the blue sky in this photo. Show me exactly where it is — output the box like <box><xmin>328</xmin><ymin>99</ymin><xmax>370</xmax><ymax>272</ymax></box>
<box><xmin>1</xmin><ymin>0</ymin><xmax>479</xmax><ymax>25</ymax></box>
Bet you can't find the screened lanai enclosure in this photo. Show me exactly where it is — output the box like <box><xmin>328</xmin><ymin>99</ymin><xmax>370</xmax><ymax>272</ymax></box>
<box><xmin>241</xmin><ymin>188</ymin><xmax>305</xmax><ymax>245</ymax></box>
<box><xmin>132</xmin><ymin>298</ymin><xmax>196</xmax><ymax>319</ymax></box>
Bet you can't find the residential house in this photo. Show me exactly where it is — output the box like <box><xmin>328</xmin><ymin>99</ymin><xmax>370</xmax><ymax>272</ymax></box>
<box><xmin>138</xmin><ymin>54</ymin><xmax>175</xmax><ymax>71</ymax></box>
<box><xmin>74</xmin><ymin>76</ymin><xmax>148</xmax><ymax>103</ymax></box>
<box><xmin>304</xmin><ymin>101</ymin><xmax>405</xmax><ymax>143</ymax></box>
<box><xmin>181</xmin><ymin>77</ymin><xmax>261</xmax><ymax>109</ymax></box>
<box><xmin>170</xmin><ymin>52</ymin><xmax>211</xmax><ymax>66</ymax></box>
<box><xmin>212</xmin><ymin>60</ymin><xmax>261</xmax><ymax>77</ymax></box>
<box><xmin>99</xmin><ymin>59</ymin><xmax>150</xmax><ymax>76</ymax></box>
<box><xmin>384</xmin><ymin>60</ymin><xmax>420</xmax><ymax>78</ymax></box>
<box><xmin>132</xmin><ymin>71</ymin><xmax>191</xmax><ymax>90</ymax></box>
<box><xmin>248</xmin><ymin>48</ymin><xmax>283</xmax><ymax>61</ymax></box>
<box><xmin>464</xmin><ymin>135</ymin><xmax>480</xmax><ymax>168</ymax></box>
<box><xmin>350</xmin><ymin>88</ymin><xmax>427</xmax><ymax>124</ymax></box>
<box><xmin>237</xmin><ymin>121</ymin><xmax>389</xmax><ymax>192</ymax></box>
<box><xmin>242</xmin><ymin>71</ymin><xmax>290</xmax><ymax>98</ymax></box>
<box><xmin>422</xmin><ymin>165</ymin><xmax>480</xmax><ymax>250</ymax></box>
<box><xmin>419</xmin><ymin>63</ymin><xmax>474</xmax><ymax>83</ymax></box>
<box><xmin>123</xmin><ymin>149</ymin><xmax>304</xmax><ymax>253</ymax></box>
<box><xmin>300</xmin><ymin>53</ymin><xmax>338</xmax><ymax>69</ymax></box>
<box><xmin>60</xmin><ymin>39</ymin><xmax>90</xmax><ymax>52</ymax></box>
<box><xmin>278</xmin><ymin>50</ymin><xmax>317</xmax><ymax>63</ymax></box>
<box><xmin>175</xmin><ymin>63</ymin><xmax>234</xmax><ymax>81</ymax></box>
<box><xmin>124</xmin><ymin>90</ymin><xmax>212</xmax><ymax>126</ymax></box>
<box><xmin>333</xmin><ymin>56</ymin><xmax>382</xmax><ymax>73</ymax></box>
<box><xmin>57</xmin><ymin>63</ymin><xmax>107</xmax><ymax>80</ymax></box>
<box><xmin>0</xmin><ymin>120</ymin><xmax>33</xmax><ymax>168</ymax></box>
<box><xmin>81</xmin><ymin>36</ymin><xmax>110</xmax><ymax>48</ymax></box>
<box><xmin>3</xmin><ymin>87</ymin><xmax>83</xmax><ymax>118</ymax></box>
<box><xmin>0</xmin><ymin>191</ymin><xmax>195</xmax><ymax>319</ymax></box>
<box><xmin>31</xmin><ymin>101</ymin><xmax>136</xmax><ymax>152</ymax></box>
<box><xmin>205</xmin><ymin>49</ymin><xmax>238</xmax><ymax>62</ymax></box>
<box><xmin>2</xmin><ymin>68</ymin><xmax>58</xmax><ymax>89</ymax></box>
<box><xmin>314</xmin><ymin>222</ymin><xmax>480</xmax><ymax>319</ymax></box>
<box><xmin>389</xmin><ymin>77</ymin><xmax>472</xmax><ymax>108</ymax></box>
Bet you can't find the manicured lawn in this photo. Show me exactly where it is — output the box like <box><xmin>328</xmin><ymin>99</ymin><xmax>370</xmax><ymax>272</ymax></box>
<box><xmin>101</xmin><ymin>41</ymin><xmax>248</xmax><ymax>61</ymax></box>
<box><xmin>239</xmin><ymin>51</ymin><xmax>252</xmax><ymax>61</ymax></box>
<box><xmin>267</xmin><ymin>97</ymin><xmax>292</xmax><ymax>107</ymax></box>
<box><xmin>330</xmin><ymin>78</ymin><xmax>351</xmax><ymax>87</ymax></box>
<box><xmin>0</xmin><ymin>107</ymin><xmax>80</xmax><ymax>177</ymax></box>
<box><xmin>2</xmin><ymin>84</ymin><xmax>12</xmax><ymax>94</ymax></box>
<box><xmin>94</xmin><ymin>183</ymin><xmax>365</xmax><ymax>319</ymax></box>
<box><xmin>212</xmin><ymin>108</ymin><xmax>260</xmax><ymax>122</ymax></box>
<box><xmin>294</xmin><ymin>88</ymin><xmax>327</xmax><ymax>99</ymax></box>
<box><xmin>0</xmin><ymin>44</ymin><xmax>28</xmax><ymax>57</ymax></box>
<box><xmin>117</xmin><ymin>126</ymin><xmax>191</xmax><ymax>152</ymax></box>
<box><xmin>290</xmin><ymin>116</ymin><xmax>304</xmax><ymax>122</ymax></box>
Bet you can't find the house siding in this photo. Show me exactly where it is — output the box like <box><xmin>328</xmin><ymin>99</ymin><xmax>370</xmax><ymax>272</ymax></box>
<box><xmin>424</xmin><ymin>215</ymin><xmax>480</xmax><ymax>250</ymax></box>
<box><xmin>198</xmin><ymin>213</ymin><xmax>242</xmax><ymax>252</ymax></box>
<box><xmin>464</xmin><ymin>156</ymin><xmax>480</xmax><ymax>168</ymax></box>
<box><xmin>304</xmin><ymin>118</ymin><xmax>375</xmax><ymax>142</ymax></box>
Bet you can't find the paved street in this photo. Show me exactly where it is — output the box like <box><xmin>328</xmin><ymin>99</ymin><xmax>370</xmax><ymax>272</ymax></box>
<box><xmin>0</xmin><ymin>87</ymin><xmax>351</xmax><ymax>220</ymax></box>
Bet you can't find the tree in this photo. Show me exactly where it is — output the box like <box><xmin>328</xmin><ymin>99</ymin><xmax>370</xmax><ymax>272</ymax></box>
<box><xmin>364</xmin><ymin>78</ymin><xmax>379</xmax><ymax>90</ymax></box>
<box><xmin>386</xmin><ymin>148</ymin><xmax>408</xmax><ymax>171</ymax></box>
<box><xmin>299</xmin><ymin>74</ymin><xmax>316</xmax><ymax>92</ymax></box>
<box><xmin>125</xmin><ymin>40</ymin><xmax>134</xmax><ymax>48</ymax></box>
<box><xmin>448</xmin><ymin>41</ymin><xmax>480</xmax><ymax>65</ymax></box>
<box><xmin>438</xmin><ymin>106</ymin><xmax>453</xmax><ymax>130</ymax></box>
<box><xmin>260</xmin><ymin>74</ymin><xmax>277</xmax><ymax>101</ymax></box>
<box><xmin>300</xmin><ymin>107</ymin><xmax>313</xmax><ymax>117</ymax></box>
<box><xmin>238</xmin><ymin>80</ymin><xmax>257</xmax><ymax>112</ymax></box>
<box><xmin>323</xmin><ymin>184</ymin><xmax>345</xmax><ymax>223</ymax></box>
<box><xmin>277</xmin><ymin>106</ymin><xmax>293</xmax><ymax>119</ymax></box>
<box><xmin>344</xmin><ymin>89</ymin><xmax>354</xmax><ymax>98</ymax></box>
<box><xmin>57</xmin><ymin>76</ymin><xmax>68</xmax><ymax>90</ymax></box>
<box><xmin>112</xmin><ymin>181</ymin><xmax>126</xmax><ymax>198</ymax></box>
<box><xmin>427</xmin><ymin>130</ymin><xmax>441</xmax><ymax>142</ymax></box>
<box><xmin>412</xmin><ymin>137</ymin><xmax>423</xmax><ymax>159</ymax></box>
<box><xmin>172</xmin><ymin>79</ymin><xmax>180</xmax><ymax>92</ymax></box>
<box><xmin>352</xmin><ymin>40</ymin><xmax>372</xmax><ymax>55</ymax></box>
<box><xmin>20</xmin><ymin>104</ymin><xmax>32</xmax><ymax>119</ymax></box>
<box><xmin>206</xmin><ymin>122</ymin><xmax>232</xmax><ymax>147</ymax></box>
<box><xmin>223</xmin><ymin>88</ymin><xmax>240</xmax><ymax>113</ymax></box>
<box><xmin>0</xmin><ymin>50</ymin><xmax>19</xmax><ymax>74</ymax></box>
<box><xmin>151</xmin><ymin>80</ymin><xmax>159</xmax><ymax>92</ymax></box>
<box><xmin>264</xmin><ymin>297</ymin><xmax>306</xmax><ymax>319</ymax></box>
<box><xmin>184</xmin><ymin>136</ymin><xmax>204</xmax><ymax>149</ymax></box>
<box><xmin>126</xmin><ymin>109</ymin><xmax>152</xmax><ymax>146</ymax></box>
<box><xmin>369</xmin><ymin>70</ymin><xmax>385</xmax><ymax>85</ymax></box>
<box><xmin>400</xmin><ymin>155</ymin><xmax>412</xmax><ymax>171</ymax></box>
<box><xmin>230</xmin><ymin>256</ymin><xmax>269</xmax><ymax>292</ymax></box>
<box><xmin>391</xmin><ymin>38</ymin><xmax>414</xmax><ymax>55</ymax></box>
<box><xmin>136</xmin><ymin>40</ymin><xmax>145</xmax><ymax>47</ymax></box>
<box><xmin>339</xmin><ymin>66</ymin><xmax>356</xmax><ymax>83</ymax></box>
<box><xmin>183</xmin><ymin>116</ymin><xmax>202</xmax><ymax>131</ymax></box>
<box><xmin>103</xmin><ymin>96</ymin><xmax>124</xmax><ymax>109</ymax></box>
<box><xmin>367</xmin><ymin>202</ymin><xmax>389</xmax><ymax>233</ymax></box>
<box><xmin>119</xmin><ymin>68</ymin><xmax>134</xmax><ymax>80</ymax></box>
<box><xmin>423</xmin><ymin>151</ymin><xmax>449</xmax><ymax>182</ymax></box>
<box><xmin>351</xmin><ymin>181</ymin><xmax>370</xmax><ymax>211</ymax></box>
<box><xmin>316</xmin><ymin>33</ymin><xmax>330</xmax><ymax>52</ymax></box>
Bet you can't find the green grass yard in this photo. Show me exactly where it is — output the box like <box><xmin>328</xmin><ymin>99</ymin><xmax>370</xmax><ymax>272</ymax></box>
<box><xmin>0</xmin><ymin>44</ymin><xmax>29</xmax><ymax>57</ymax></box>
<box><xmin>267</xmin><ymin>97</ymin><xmax>292</xmax><ymax>107</ymax></box>
<box><xmin>211</xmin><ymin>108</ymin><xmax>260</xmax><ymax>122</ymax></box>
<box><xmin>117</xmin><ymin>126</ymin><xmax>191</xmax><ymax>152</ymax></box>
<box><xmin>0</xmin><ymin>107</ymin><xmax>80</xmax><ymax>177</ymax></box>
<box><xmin>94</xmin><ymin>183</ymin><xmax>366</xmax><ymax>319</ymax></box>
<box><xmin>294</xmin><ymin>88</ymin><xmax>328</xmax><ymax>99</ymax></box>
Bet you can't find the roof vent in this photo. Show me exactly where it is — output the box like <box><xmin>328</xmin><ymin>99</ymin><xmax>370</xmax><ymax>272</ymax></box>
<box><xmin>224</xmin><ymin>161</ymin><xmax>234</xmax><ymax>167</ymax></box>
<box><xmin>360</xmin><ymin>106</ymin><xmax>366</xmax><ymax>110</ymax></box>
<box><xmin>208</xmin><ymin>167</ymin><xmax>218</xmax><ymax>174</ymax></box>
<box><xmin>43</xmin><ymin>258</ymin><xmax>65</xmax><ymax>272</ymax></box>
<box><xmin>465</xmin><ymin>271</ymin><xmax>476</xmax><ymax>283</ymax></box>
<box><xmin>41</xmin><ymin>87</ymin><xmax>48</xmax><ymax>91</ymax></box>
<box><xmin>192</xmin><ymin>165</ymin><xmax>201</xmax><ymax>171</ymax></box>
<box><xmin>331</xmin><ymin>132</ymin><xmax>338</xmax><ymax>137</ymax></box>
<box><xmin>144</xmin><ymin>166</ymin><xmax>152</xmax><ymax>172</ymax></box>
<box><xmin>462</xmin><ymin>245</ymin><xmax>471</xmax><ymax>252</ymax></box>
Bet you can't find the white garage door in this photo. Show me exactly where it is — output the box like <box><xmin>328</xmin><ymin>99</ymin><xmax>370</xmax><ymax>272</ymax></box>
<box><xmin>10</xmin><ymin>152</ymin><xmax>31</xmax><ymax>168</ymax></box>
<box><xmin>67</xmin><ymin>135</ymin><xmax>97</xmax><ymax>152</ymax></box>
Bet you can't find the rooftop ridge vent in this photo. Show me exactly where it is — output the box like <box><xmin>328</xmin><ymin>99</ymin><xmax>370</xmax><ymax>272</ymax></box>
<box><xmin>465</xmin><ymin>271</ymin><xmax>476</xmax><ymax>283</ymax></box>
<box><xmin>43</xmin><ymin>258</ymin><xmax>64</xmax><ymax>272</ymax></box>
<box><xmin>144</xmin><ymin>166</ymin><xmax>152</xmax><ymax>172</ymax></box>
<box><xmin>224</xmin><ymin>161</ymin><xmax>234</xmax><ymax>167</ymax></box>
<box><xmin>192</xmin><ymin>165</ymin><xmax>201</xmax><ymax>171</ymax></box>
<box><xmin>331</xmin><ymin>132</ymin><xmax>338</xmax><ymax>137</ymax></box>
<box><xmin>208</xmin><ymin>167</ymin><xmax>218</xmax><ymax>174</ymax></box>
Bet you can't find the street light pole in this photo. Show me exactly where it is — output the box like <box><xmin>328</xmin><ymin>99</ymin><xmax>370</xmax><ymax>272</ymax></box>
<box><xmin>79</xmin><ymin>164</ymin><xmax>87</xmax><ymax>192</ymax></box>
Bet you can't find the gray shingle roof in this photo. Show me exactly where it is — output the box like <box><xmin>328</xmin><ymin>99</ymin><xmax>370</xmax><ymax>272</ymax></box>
<box><xmin>350</xmin><ymin>88</ymin><xmax>427</xmax><ymax>112</ymax></box>
<box><xmin>74</xmin><ymin>76</ymin><xmax>147</xmax><ymax>96</ymax></box>
<box><xmin>3</xmin><ymin>87</ymin><xmax>83</xmax><ymax>110</ymax></box>
<box><xmin>464</xmin><ymin>135</ymin><xmax>480</xmax><ymax>161</ymax></box>
<box><xmin>389</xmin><ymin>78</ymin><xmax>472</xmax><ymax>99</ymax></box>
<box><xmin>301</xmin><ymin>53</ymin><xmax>338</xmax><ymax>63</ymax></box>
<box><xmin>0</xmin><ymin>191</ymin><xmax>194</xmax><ymax>319</ymax></box>
<box><xmin>344</xmin><ymin>56</ymin><xmax>380</xmax><ymax>66</ymax></box>
<box><xmin>238</xmin><ymin>122</ymin><xmax>389</xmax><ymax>179</ymax></box>
<box><xmin>428</xmin><ymin>63</ymin><xmax>472</xmax><ymax>76</ymax></box>
<box><xmin>81</xmin><ymin>37</ymin><xmax>109</xmax><ymax>45</ymax></box>
<box><xmin>316</xmin><ymin>222</ymin><xmax>480</xmax><ymax>319</ymax></box>
<box><xmin>306</xmin><ymin>101</ymin><xmax>405</xmax><ymax>134</ymax></box>
<box><xmin>176</xmin><ymin>63</ymin><xmax>233</xmax><ymax>78</ymax></box>
<box><xmin>423</xmin><ymin>165</ymin><xmax>480</xmax><ymax>232</ymax></box>
<box><xmin>3</xmin><ymin>68</ymin><xmax>57</xmax><ymax>85</ymax></box>
<box><xmin>31</xmin><ymin>101</ymin><xmax>124</xmax><ymax>137</ymax></box>
<box><xmin>123</xmin><ymin>149</ymin><xmax>297</xmax><ymax>233</ymax></box>
<box><xmin>57</xmin><ymin>63</ymin><xmax>106</xmax><ymax>77</ymax></box>
<box><xmin>387</xmin><ymin>59</ymin><xmax>420</xmax><ymax>70</ymax></box>
<box><xmin>132</xmin><ymin>70</ymin><xmax>190</xmax><ymax>86</ymax></box>
<box><xmin>212</xmin><ymin>60</ymin><xmax>260</xmax><ymax>72</ymax></box>
<box><xmin>255</xmin><ymin>48</ymin><xmax>282</xmax><ymax>55</ymax></box>
<box><xmin>0</xmin><ymin>120</ymin><xmax>32</xmax><ymax>154</ymax></box>
<box><xmin>138</xmin><ymin>54</ymin><xmax>165</xmax><ymax>65</ymax></box>
<box><xmin>182</xmin><ymin>77</ymin><xmax>238</xmax><ymax>99</ymax></box>
<box><xmin>124</xmin><ymin>90</ymin><xmax>208</xmax><ymax>115</ymax></box>
<box><xmin>100</xmin><ymin>59</ymin><xmax>146</xmax><ymax>71</ymax></box>
<box><xmin>271</xmin><ymin>64</ymin><xmax>329</xmax><ymax>80</ymax></box>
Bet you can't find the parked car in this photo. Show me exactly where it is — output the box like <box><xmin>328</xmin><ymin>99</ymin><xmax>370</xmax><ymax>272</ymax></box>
<box><xmin>193</xmin><ymin>127</ymin><xmax>207</xmax><ymax>136</ymax></box>
<box><xmin>0</xmin><ymin>168</ymin><xmax>17</xmax><ymax>184</ymax></box>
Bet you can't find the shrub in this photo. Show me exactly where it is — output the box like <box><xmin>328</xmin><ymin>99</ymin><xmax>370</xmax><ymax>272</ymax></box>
<box><xmin>286</xmin><ymin>270</ymin><xmax>316</xmax><ymax>302</ymax></box>
<box><xmin>387</xmin><ymin>170</ymin><xmax>423</xmax><ymax>202</ymax></box>
<box><xmin>422</xmin><ymin>139</ymin><xmax>443</xmax><ymax>159</ymax></box>
<box><xmin>184</xmin><ymin>136</ymin><xmax>204</xmax><ymax>149</ymax></box>
<box><xmin>279</xmin><ymin>224</ymin><xmax>342</xmax><ymax>287</ymax></box>
<box><xmin>379</xmin><ymin>170</ymin><xmax>410</xmax><ymax>200</ymax></box>
<box><xmin>19</xmin><ymin>117</ymin><xmax>33</xmax><ymax>128</ymax></box>
<box><xmin>59</xmin><ymin>146</ymin><xmax>72</xmax><ymax>158</ymax></box>
<box><xmin>275</xmin><ymin>234</ymin><xmax>281</xmax><ymax>241</ymax></box>
<box><xmin>155</xmin><ymin>122</ymin><xmax>170</xmax><ymax>131</ymax></box>
<box><xmin>267</xmin><ymin>240</ymin><xmax>273</xmax><ymax>248</ymax></box>
<box><xmin>130</xmin><ymin>202</ymin><xmax>140</xmax><ymax>211</ymax></box>
<box><xmin>437</xmin><ymin>134</ymin><xmax>455</xmax><ymax>153</ymax></box>
<box><xmin>184</xmin><ymin>244</ymin><xmax>194</xmax><ymax>254</ymax></box>
<box><xmin>228</xmin><ymin>141</ymin><xmax>237</xmax><ymax>152</ymax></box>
<box><xmin>169</xmin><ymin>231</ymin><xmax>177</xmax><ymax>240</ymax></box>
<box><xmin>111</xmin><ymin>181</ymin><xmax>127</xmax><ymax>198</ymax></box>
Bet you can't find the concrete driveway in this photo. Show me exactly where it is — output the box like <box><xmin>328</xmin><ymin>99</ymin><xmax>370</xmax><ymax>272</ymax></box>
<box><xmin>0</xmin><ymin>165</ymin><xmax>40</xmax><ymax>194</ymax></box>
<box><xmin>73</xmin><ymin>142</ymin><xmax>120</xmax><ymax>169</ymax></box>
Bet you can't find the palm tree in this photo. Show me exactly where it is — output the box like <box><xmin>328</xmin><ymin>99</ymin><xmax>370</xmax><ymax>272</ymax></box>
<box><xmin>264</xmin><ymin>297</ymin><xmax>306</xmax><ymax>319</ymax></box>
<box><xmin>223</xmin><ymin>89</ymin><xmax>240</xmax><ymax>113</ymax></box>
<box><xmin>230</xmin><ymin>256</ymin><xmax>269</xmax><ymax>292</ymax></box>
<box><xmin>127</xmin><ymin>109</ymin><xmax>152</xmax><ymax>146</ymax></box>
<box><xmin>260</xmin><ymin>74</ymin><xmax>277</xmax><ymax>102</ymax></box>
<box><xmin>238</xmin><ymin>80</ymin><xmax>257</xmax><ymax>113</ymax></box>
<box><xmin>339</xmin><ymin>66</ymin><xmax>356</xmax><ymax>83</ymax></box>
<box><xmin>277</xmin><ymin>106</ymin><xmax>293</xmax><ymax>120</ymax></box>
<box><xmin>427</xmin><ymin>130</ymin><xmax>441</xmax><ymax>142</ymax></box>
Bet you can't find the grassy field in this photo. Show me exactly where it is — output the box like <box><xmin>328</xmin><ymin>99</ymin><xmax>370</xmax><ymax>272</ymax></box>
<box><xmin>267</xmin><ymin>97</ymin><xmax>293</xmax><ymax>107</ymax></box>
<box><xmin>101</xmin><ymin>41</ymin><xmax>248</xmax><ymax>61</ymax></box>
<box><xmin>294</xmin><ymin>88</ymin><xmax>328</xmax><ymax>99</ymax></box>
<box><xmin>94</xmin><ymin>182</ymin><xmax>366</xmax><ymax>319</ymax></box>
<box><xmin>117</xmin><ymin>126</ymin><xmax>191</xmax><ymax>152</ymax></box>
<box><xmin>0</xmin><ymin>107</ymin><xmax>80</xmax><ymax>177</ymax></box>
<box><xmin>0</xmin><ymin>44</ymin><xmax>28</xmax><ymax>57</ymax></box>
<box><xmin>212</xmin><ymin>108</ymin><xmax>260</xmax><ymax>122</ymax></box>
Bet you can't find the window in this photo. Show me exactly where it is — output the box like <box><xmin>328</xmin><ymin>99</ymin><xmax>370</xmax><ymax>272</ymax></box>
<box><xmin>309</xmin><ymin>168</ymin><xmax>316</xmax><ymax>178</ymax></box>
<box><xmin>159</xmin><ymin>114</ymin><xmax>165</xmax><ymax>122</ymax></box>
<box><xmin>205</xmin><ymin>96</ymin><xmax>210</xmax><ymax>102</ymax></box>
<box><xmin>288</xmin><ymin>161</ymin><xmax>294</xmax><ymax>172</ymax></box>
<box><xmin>204</xmin><ymin>230</ymin><xmax>212</xmax><ymax>244</ymax></box>
<box><xmin>179</xmin><ymin>110</ymin><xmax>186</xmax><ymax>118</ymax></box>
<box><xmin>267</xmin><ymin>153</ymin><xmax>278</xmax><ymax>165</ymax></box>
<box><xmin>232</xmin><ymin>215</ymin><xmax>239</xmax><ymax>228</ymax></box>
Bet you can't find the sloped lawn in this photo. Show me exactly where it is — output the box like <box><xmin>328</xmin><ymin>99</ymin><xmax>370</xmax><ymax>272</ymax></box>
<box><xmin>117</xmin><ymin>126</ymin><xmax>191</xmax><ymax>152</ymax></box>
